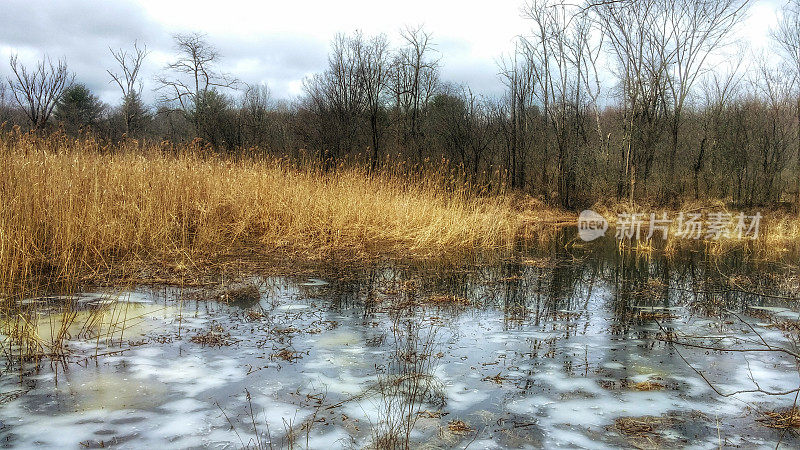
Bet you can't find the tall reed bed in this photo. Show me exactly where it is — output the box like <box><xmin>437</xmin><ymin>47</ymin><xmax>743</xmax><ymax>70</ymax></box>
<box><xmin>0</xmin><ymin>129</ymin><xmax>536</xmax><ymax>297</ymax></box>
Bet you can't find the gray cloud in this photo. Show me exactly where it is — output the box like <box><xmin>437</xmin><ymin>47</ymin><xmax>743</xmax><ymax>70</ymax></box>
<box><xmin>0</xmin><ymin>0</ymin><xmax>161</xmax><ymax>48</ymax></box>
<box><xmin>0</xmin><ymin>0</ymin><xmax>515</xmax><ymax>111</ymax></box>
<box><xmin>0</xmin><ymin>0</ymin><xmax>168</xmax><ymax>105</ymax></box>
<box><xmin>0</xmin><ymin>0</ymin><xmax>781</xmax><ymax>113</ymax></box>
<box><xmin>213</xmin><ymin>34</ymin><xmax>329</xmax><ymax>97</ymax></box>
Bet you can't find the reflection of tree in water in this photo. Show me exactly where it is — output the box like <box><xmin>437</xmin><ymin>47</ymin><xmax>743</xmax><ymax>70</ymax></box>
<box><xmin>278</xmin><ymin>232</ymin><xmax>800</xmax><ymax>447</ymax></box>
<box><xmin>299</xmin><ymin>230</ymin><xmax>798</xmax><ymax>338</ymax></box>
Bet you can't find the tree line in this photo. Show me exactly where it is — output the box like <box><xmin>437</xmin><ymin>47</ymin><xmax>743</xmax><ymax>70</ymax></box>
<box><xmin>3</xmin><ymin>0</ymin><xmax>800</xmax><ymax>209</ymax></box>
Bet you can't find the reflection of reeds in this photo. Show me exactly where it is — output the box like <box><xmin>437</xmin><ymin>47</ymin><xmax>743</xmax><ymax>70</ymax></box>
<box><xmin>216</xmin><ymin>388</ymin><xmax>326</xmax><ymax>449</ymax></box>
<box><xmin>371</xmin><ymin>318</ymin><xmax>444</xmax><ymax>449</ymax></box>
<box><xmin>635</xmin><ymin>311</ymin><xmax>677</xmax><ymax>321</ymax></box>
<box><xmin>0</xmin><ymin>290</ymin><xmax>154</xmax><ymax>364</ymax></box>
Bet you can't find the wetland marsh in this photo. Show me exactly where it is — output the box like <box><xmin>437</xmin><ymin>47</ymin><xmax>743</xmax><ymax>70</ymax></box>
<box><xmin>2</xmin><ymin>235</ymin><xmax>800</xmax><ymax>448</ymax></box>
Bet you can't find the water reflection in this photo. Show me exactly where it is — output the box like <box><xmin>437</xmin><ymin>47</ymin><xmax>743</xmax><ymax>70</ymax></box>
<box><xmin>1</xmin><ymin>231</ymin><xmax>799</xmax><ymax>448</ymax></box>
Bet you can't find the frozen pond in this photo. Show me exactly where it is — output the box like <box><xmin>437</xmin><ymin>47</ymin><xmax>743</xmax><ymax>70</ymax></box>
<box><xmin>2</xmin><ymin>244</ymin><xmax>800</xmax><ymax>448</ymax></box>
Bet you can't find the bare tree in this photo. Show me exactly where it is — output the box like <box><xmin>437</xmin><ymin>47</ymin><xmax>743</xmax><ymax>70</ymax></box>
<box><xmin>302</xmin><ymin>32</ymin><xmax>370</xmax><ymax>169</ymax></box>
<box><xmin>300</xmin><ymin>31</ymin><xmax>393</xmax><ymax>171</ymax></box>
<box><xmin>598</xmin><ymin>0</ymin><xmax>670</xmax><ymax>201</ymax></box>
<box><xmin>772</xmin><ymin>0</ymin><xmax>800</xmax><ymax>211</ymax></box>
<box><xmin>0</xmin><ymin>83</ymin><xmax>10</xmax><ymax>125</ymax></box>
<box><xmin>462</xmin><ymin>88</ymin><xmax>500</xmax><ymax>180</ymax></box>
<box><xmin>241</xmin><ymin>83</ymin><xmax>273</xmax><ymax>148</ymax></box>
<box><xmin>520</xmin><ymin>0</ymin><xmax>551</xmax><ymax>194</ymax></box>
<box><xmin>156</xmin><ymin>33</ymin><xmax>238</xmax><ymax>130</ymax></box>
<box><xmin>6</xmin><ymin>54</ymin><xmax>72</xmax><ymax>130</ymax></box>
<box><xmin>360</xmin><ymin>33</ymin><xmax>390</xmax><ymax>172</ymax></box>
<box><xmin>107</xmin><ymin>41</ymin><xmax>149</xmax><ymax>134</ymax></box>
<box><xmin>660</xmin><ymin>0</ymin><xmax>750</xmax><ymax>197</ymax></box>
<box><xmin>697</xmin><ymin>60</ymin><xmax>743</xmax><ymax>199</ymax></box>
<box><xmin>750</xmin><ymin>57</ymin><xmax>795</xmax><ymax>205</ymax></box>
<box><xmin>499</xmin><ymin>45</ymin><xmax>535</xmax><ymax>191</ymax></box>
<box><xmin>511</xmin><ymin>0</ymin><xmax>602</xmax><ymax>206</ymax></box>
<box><xmin>390</xmin><ymin>25</ymin><xmax>440</xmax><ymax>161</ymax></box>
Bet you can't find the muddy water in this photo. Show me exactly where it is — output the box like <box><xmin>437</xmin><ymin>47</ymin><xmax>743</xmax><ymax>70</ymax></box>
<box><xmin>2</xmin><ymin>239</ymin><xmax>800</xmax><ymax>448</ymax></box>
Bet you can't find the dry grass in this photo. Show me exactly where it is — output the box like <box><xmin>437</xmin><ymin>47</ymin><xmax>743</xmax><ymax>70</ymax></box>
<box><xmin>189</xmin><ymin>324</ymin><xmax>233</xmax><ymax>347</ymax></box>
<box><xmin>4</xmin><ymin>128</ymin><xmax>796</xmax><ymax>299</ymax></box>
<box><xmin>482</xmin><ymin>372</ymin><xmax>510</xmax><ymax>385</ymax></box>
<box><xmin>757</xmin><ymin>407</ymin><xmax>800</xmax><ymax>429</ymax></box>
<box><xmin>270</xmin><ymin>348</ymin><xmax>303</xmax><ymax>362</ymax></box>
<box><xmin>447</xmin><ymin>419</ymin><xmax>473</xmax><ymax>434</ymax></box>
<box><xmin>0</xmin><ymin>129</ymin><xmax>564</xmax><ymax>297</ymax></box>
<box><xmin>761</xmin><ymin>212</ymin><xmax>800</xmax><ymax>254</ymax></box>
<box><xmin>613</xmin><ymin>416</ymin><xmax>660</xmax><ymax>435</ymax></box>
<box><xmin>632</xmin><ymin>380</ymin><xmax>666</xmax><ymax>391</ymax></box>
<box><xmin>612</xmin><ymin>415</ymin><xmax>674</xmax><ymax>449</ymax></box>
<box><xmin>245</xmin><ymin>310</ymin><xmax>263</xmax><ymax>321</ymax></box>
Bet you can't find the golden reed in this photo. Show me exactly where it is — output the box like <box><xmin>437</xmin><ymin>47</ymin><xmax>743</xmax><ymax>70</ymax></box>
<box><xmin>0</xmin><ymin>128</ymin><xmax>543</xmax><ymax>296</ymax></box>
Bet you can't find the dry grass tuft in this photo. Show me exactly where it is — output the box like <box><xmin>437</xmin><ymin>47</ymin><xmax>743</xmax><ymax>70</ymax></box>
<box><xmin>447</xmin><ymin>419</ymin><xmax>473</xmax><ymax>434</ymax></box>
<box><xmin>633</xmin><ymin>380</ymin><xmax>665</xmax><ymax>391</ymax></box>
<box><xmin>757</xmin><ymin>407</ymin><xmax>800</xmax><ymax>429</ymax></box>
<box><xmin>190</xmin><ymin>325</ymin><xmax>233</xmax><ymax>347</ymax></box>
<box><xmin>245</xmin><ymin>310</ymin><xmax>263</xmax><ymax>321</ymax></box>
<box><xmin>482</xmin><ymin>372</ymin><xmax>510</xmax><ymax>385</ymax></box>
<box><xmin>614</xmin><ymin>416</ymin><xmax>659</xmax><ymax>435</ymax></box>
<box><xmin>270</xmin><ymin>347</ymin><xmax>303</xmax><ymax>361</ymax></box>
<box><xmin>612</xmin><ymin>415</ymin><xmax>673</xmax><ymax>449</ymax></box>
<box><xmin>417</xmin><ymin>410</ymin><xmax>445</xmax><ymax>419</ymax></box>
<box><xmin>272</xmin><ymin>326</ymin><xmax>300</xmax><ymax>335</ymax></box>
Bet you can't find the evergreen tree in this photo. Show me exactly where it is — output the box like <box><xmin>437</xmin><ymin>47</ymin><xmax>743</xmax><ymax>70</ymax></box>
<box><xmin>54</xmin><ymin>83</ymin><xmax>104</xmax><ymax>134</ymax></box>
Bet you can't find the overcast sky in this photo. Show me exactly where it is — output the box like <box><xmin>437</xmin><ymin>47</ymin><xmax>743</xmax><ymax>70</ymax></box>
<box><xmin>0</xmin><ymin>0</ymin><xmax>787</xmax><ymax>107</ymax></box>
